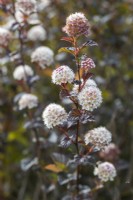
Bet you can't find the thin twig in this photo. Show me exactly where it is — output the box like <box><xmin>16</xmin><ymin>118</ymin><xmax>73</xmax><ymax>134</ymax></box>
<box><xmin>73</xmin><ymin>37</ymin><xmax>81</xmax><ymax>195</ymax></box>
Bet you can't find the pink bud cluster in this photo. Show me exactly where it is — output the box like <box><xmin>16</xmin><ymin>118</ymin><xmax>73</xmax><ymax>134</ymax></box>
<box><xmin>63</xmin><ymin>12</ymin><xmax>90</xmax><ymax>37</ymax></box>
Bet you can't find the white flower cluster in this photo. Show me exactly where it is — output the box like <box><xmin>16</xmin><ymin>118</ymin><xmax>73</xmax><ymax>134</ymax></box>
<box><xmin>27</xmin><ymin>25</ymin><xmax>47</xmax><ymax>41</ymax></box>
<box><xmin>42</xmin><ymin>104</ymin><xmax>68</xmax><ymax>129</ymax></box>
<box><xmin>73</xmin><ymin>79</ymin><xmax>97</xmax><ymax>95</ymax></box>
<box><xmin>13</xmin><ymin>65</ymin><xmax>34</xmax><ymax>81</ymax></box>
<box><xmin>31</xmin><ymin>46</ymin><xmax>54</xmax><ymax>69</ymax></box>
<box><xmin>15</xmin><ymin>11</ymin><xmax>40</xmax><ymax>24</ymax></box>
<box><xmin>84</xmin><ymin>127</ymin><xmax>112</xmax><ymax>150</ymax></box>
<box><xmin>15</xmin><ymin>0</ymin><xmax>38</xmax><ymax>24</ymax></box>
<box><xmin>85</xmin><ymin>79</ymin><xmax>97</xmax><ymax>87</ymax></box>
<box><xmin>78</xmin><ymin>85</ymin><xmax>102</xmax><ymax>111</ymax></box>
<box><xmin>15</xmin><ymin>0</ymin><xmax>37</xmax><ymax>15</ymax></box>
<box><xmin>0</xmin><ymin>27</ymin><xmax>12</xmax><ymax>47</ymax></box>
<box><xmin>52</xmin><ymin>65</ymin><xmax>75</xmax><ymax>85</ymax></box>
<box><xmin>94</xmin><ymin>162</ymin><xmax>117</xmax><ymax>182</ymax></box>
<box><xmin>18</xmin><ymin>93</ymin><xmax>38</xmax><ymax>110</ymax></box>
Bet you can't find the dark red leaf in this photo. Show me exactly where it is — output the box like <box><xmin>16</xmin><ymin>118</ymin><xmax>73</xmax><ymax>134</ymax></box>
<box><xmin>59</xmin><ymin>89</ymin><xmax>70</xmax><ymax>99</ymax></box>
<box><xmin>59</xmin><ymin>135</ymin><xmax>75</xmax><ymax>148</ymax></box>
<box><xmin>67</xmin><ymin>109</ymin><xmax>81</xmax><ymax>128</ymax></box>
<box><xmin>81</xmin><ymin>40</ymin><xmax>98</xmax><ymax>49</ymax></box>
<box><xmin>80</xmin><ymin>111</ymin><xmax>95</xmax><ymax>124</ymax></box>
<box><xmin>82</xmin><ymin>72</ymin><xmax>94</xmax><ymax>81</ymax></box>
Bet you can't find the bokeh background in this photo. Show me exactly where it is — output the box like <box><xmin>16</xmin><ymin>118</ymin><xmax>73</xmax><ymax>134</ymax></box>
<box><xmin>0</xmin><ymin>0</ymin><xmax>133</xmax><ymax>199</ymax></box>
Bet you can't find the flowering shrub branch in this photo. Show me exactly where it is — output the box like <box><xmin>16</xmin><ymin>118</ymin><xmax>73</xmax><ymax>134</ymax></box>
<box><xmin>42</xmin><ymin>12</ymin><xmax>117</xmax><ymax>199</ymax></box>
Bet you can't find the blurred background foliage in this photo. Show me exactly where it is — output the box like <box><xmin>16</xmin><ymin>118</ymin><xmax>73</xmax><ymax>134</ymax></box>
<box><xmin>0</xmin><ymin>0</ymin><xmax>133</xmax><ymax>199</ymax></box>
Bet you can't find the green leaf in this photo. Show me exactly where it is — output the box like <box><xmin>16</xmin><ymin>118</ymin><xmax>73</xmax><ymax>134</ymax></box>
<box><xmin>58</xmin><ymin>47</ymin><xmax>76</xmax><ymax>55</ymax></box>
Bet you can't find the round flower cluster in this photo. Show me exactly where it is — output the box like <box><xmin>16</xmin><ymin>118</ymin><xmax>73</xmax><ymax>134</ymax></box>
<box><xmin>78</xmin><ymin>86</ymin><xmax>102</xmax><ymax>111</ymax></box>
<box><xmin>72</xmin><ymin>79</ymin><xmax>97</xmax><ymax>95</ymax></box>
<box><xmin>15</xmin><ymin>10</ymin><xmax>40</xmax><ymax>24</ymax></box>
<box><xmin>63</xmin><ymin>12</ymin><xmax>90</xmax><ymax>37</ymax></box>
<box><xmin>85</xmin><ymin>79</ymin><xmax>97</xmax><ymax>88</ymax></box>
<box><xmin>42</xmin><ymin>104</ymin><xmax>68</xmax><ymax>129</ymax></box>
<box><xmin>52</xmin><ymin>65</ymin><xmax>75</xmax><ymax>85</ymax></box>
<box><xmin>13</xmin><ymin>65</ymin><xmax>34</xmax><ymax>81</ymax></box>
<box><xmin>84</xmin><ymin>127</ymin><xmax>112</xmax><ymax>150</ymax></box>
<box><xmin>31</xmin><ymin>46</ymin><xmax>54</xmax><ymax>69</ymax></box>
<box><xmin>15</xmin><ymin>11</ymin><xmax>28</xmax><ymax>23</ymax></box>
<box><xmin>81</xmin><ymin>57</ymin><xmax>95</xmax><ymax>70</ymax></box>
<box><xmin>15</xmin><ymin>0</ymin><xmax>37</xmax><ymax>15</ymax></box>
<box><xmin>94</xmin><ymin>162</ymin><xmax>117</xmax><ymax>182</ymax></box>
<box><xmin>100</xmin><ymin>143</ymin><xmax>120</xmax><ymax>161</ymax></box>
<box><xmin>0</xmin><ymin>27</ymin><xmax>12</xmax><ymax>47</ymax></box>
<box><xmin>18</xmin><ymin>93</ymin><xmax>38</xmax><ymax>110</ymax></box>
<box><xmin>27</xmin><ymin>25</ymin><xmax>47</xmax><ymax>41</ymax></box>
